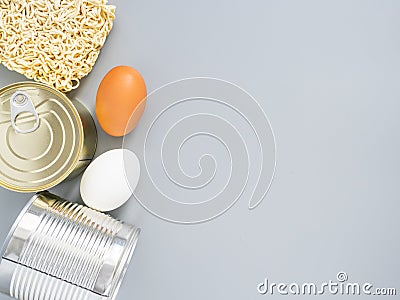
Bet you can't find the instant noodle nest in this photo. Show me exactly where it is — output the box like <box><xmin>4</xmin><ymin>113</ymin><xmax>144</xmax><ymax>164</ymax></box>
<box><xmin>0</xmin><ymin>0</ymin><xmax>115</xmax><ymax>92</ymax></box>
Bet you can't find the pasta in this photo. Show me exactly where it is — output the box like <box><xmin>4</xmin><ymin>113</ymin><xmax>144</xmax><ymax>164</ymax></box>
<box><xmin>0</xmin><ymin>0</ymin><xmax>115</xmax><ymax>92</ymax></box>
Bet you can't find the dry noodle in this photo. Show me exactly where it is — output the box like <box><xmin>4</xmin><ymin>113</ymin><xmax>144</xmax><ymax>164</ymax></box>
<box><xmin>0</xmin><ymin>0</ymin><xmax>115</xmax><ymax>92</ymax></box>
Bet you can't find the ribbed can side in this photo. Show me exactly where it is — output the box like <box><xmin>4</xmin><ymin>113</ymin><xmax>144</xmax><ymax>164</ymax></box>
<box><xmin>18</xmin><ymin>199</ymin><xmax>123</xmax><ymax>291</ymax></box>
<box><xmin>9</xmin><ymin>264</ymin><xmax>104</xmax><ymax>300</ymax></box>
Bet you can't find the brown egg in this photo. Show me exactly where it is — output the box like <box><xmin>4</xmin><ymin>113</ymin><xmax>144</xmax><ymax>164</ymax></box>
<box><xmin>96</xmin><ymin>66</ymin><xmax>147</xmax><ymax>137</ymax></box>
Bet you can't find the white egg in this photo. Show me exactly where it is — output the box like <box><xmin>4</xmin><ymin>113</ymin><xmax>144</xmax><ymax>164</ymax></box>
<box><xmin>80</xmin><ymin>149</ymin><xmax>140</xmax><ymax>212</ymax></box>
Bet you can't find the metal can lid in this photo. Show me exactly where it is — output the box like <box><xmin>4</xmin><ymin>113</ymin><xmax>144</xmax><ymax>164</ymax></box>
<box><xmin>0</xmin><ymin>82</ymin><xmax>83</xmax><ymax>192</ymax></box>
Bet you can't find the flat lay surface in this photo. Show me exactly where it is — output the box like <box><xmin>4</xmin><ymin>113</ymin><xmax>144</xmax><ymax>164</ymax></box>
<box><xmin>0</xmin><ymin>0</ymin><xmax>399</xmax><ymax>299</ymax></box>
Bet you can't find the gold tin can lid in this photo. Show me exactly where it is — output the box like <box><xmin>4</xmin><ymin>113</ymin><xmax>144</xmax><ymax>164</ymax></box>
<box><xmin>0</xmin><ymin>82</ymin><xmax>83</xmax><ymax>192</ymax></box>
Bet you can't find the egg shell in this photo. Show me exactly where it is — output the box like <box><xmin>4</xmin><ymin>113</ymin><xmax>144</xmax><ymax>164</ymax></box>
<box><xmin>80</xmin><ymin>149</ymin><xmax>140</xmax><ymax>212</ymax></box>
<box><xmin>96</xmin><ymin>66</ymin><xmax>147</xmax><ymax>137</ymax></box>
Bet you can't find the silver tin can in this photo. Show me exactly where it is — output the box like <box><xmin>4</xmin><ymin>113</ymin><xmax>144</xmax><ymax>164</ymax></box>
<box><xmin>0</xmin><ymin>192</ymin><xmax>140</xmax><ymax>300</ymax></box>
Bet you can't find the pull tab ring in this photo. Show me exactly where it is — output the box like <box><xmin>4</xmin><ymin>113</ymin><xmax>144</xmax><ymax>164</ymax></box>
<box><xmin>10</xmin><ymin>91</ymin><xmax>40</xmax><ymax>134</ymax></box>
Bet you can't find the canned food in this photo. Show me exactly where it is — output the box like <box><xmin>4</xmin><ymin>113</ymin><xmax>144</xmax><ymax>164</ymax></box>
<box><xmin>0</xmin><ymin>81</ymin><xmax>97</xmax><ymax>192</ymax></box>
<box><xmin>0</xmin><ymin>192</ymin><xmax>140</xmax><ymax>300</ymax></box>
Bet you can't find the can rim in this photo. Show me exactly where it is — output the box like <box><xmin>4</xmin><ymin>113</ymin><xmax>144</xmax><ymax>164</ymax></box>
<box><xmin>0</xmin><ymin>81</ymin><xmax>84</xmax><ymax>192</ymax></box>
<box><xmin>109</xmin><ymin>227</ymin><xmax>141</xmax><ymax>300</ymax></box>
<box><xmin>0</xmin><ymin>193</ymin><xmax>40</xmax><ymax>259</ymax></box>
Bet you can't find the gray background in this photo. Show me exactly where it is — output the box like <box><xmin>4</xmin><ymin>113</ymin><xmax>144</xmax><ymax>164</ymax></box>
<box><xmin>0</xmin><ymin>0</ymin><xmax>400</xmax><ymax>299</ymax></box>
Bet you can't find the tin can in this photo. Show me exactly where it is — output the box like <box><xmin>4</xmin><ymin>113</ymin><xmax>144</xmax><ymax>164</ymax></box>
<box><xmin>0</xmin><ymin>192</ymin><xmax>140</xmax><ymax>300</ymax></box>
<box><xmin>0</xmin><ymin>81</ymin><xmax>97</xmax><ymax>192</ymax></box>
